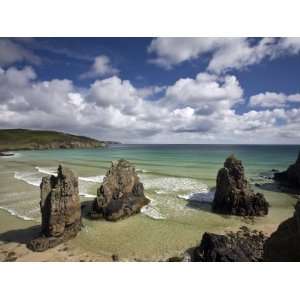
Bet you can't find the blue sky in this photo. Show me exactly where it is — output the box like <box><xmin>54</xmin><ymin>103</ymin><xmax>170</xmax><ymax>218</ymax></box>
<box><xmin>1</xmin><ymin>37</ymin><xmax>300</xmax><ymax>143</ymax></box>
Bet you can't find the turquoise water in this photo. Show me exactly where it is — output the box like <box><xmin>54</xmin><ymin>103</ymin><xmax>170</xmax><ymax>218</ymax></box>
<box><xmin>0</xmin><ymin>144</ymin><xmax>299</xmax><ymax>260</ymax></box>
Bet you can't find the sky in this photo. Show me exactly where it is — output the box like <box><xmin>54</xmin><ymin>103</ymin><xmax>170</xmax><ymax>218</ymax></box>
<box><xmin>0</xmin><ymin>37</ymin><xmax>300</xmax><ymax>144</ymax></box>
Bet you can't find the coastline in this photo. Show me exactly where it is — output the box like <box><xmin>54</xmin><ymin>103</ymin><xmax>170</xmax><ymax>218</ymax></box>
<box><xmin>0</xmin><ymin>209</ymin><xmax>112</xmax><ymax>262</ymax></box>
<box><xmin>1</xmin><ymin>144</ymin><xmax>298</xmax><ymax>261</ymax></box>
<box><xmin>0</xmin><ymin>207</ymin><xmax>279</xmax><ymax>262</ymax></box>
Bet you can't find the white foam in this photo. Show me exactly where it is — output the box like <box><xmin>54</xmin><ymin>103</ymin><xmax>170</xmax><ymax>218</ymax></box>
<box><xmin>177</xmin><ymin>191</ymin><xmax>214</xmax><ymax>203</ymax></box>
<box><xmin>35</xmin><ymin>166</ymin><xmax>57</xmax><ymax>176</ymax></box>
<box><xmin>143</xmin><ymin>176</ymin><xmax>208</xmax><ymax>193</ymax></box>
<box><xmin>79</xmin><ymin>175</ymin><xmax>104</xmax><ymax>183</ymax></box>
<box><xmin>141</xmin><ymin>205</ymin><xmax>165</xmax><ymax>220</ymax></box>
<box><xmin>136</xmin><ymin>169</ymin><xmax>149</xmax><ymax>173</ymax></box>
<box><xmin>155</xmin><ymin>190</ymin><xmax>168</xmax><ymax>194</ymax></box>
<box><xmin>14</xmin><ymin>171</ymin><xmax>41</xmax><ymax>187</ymax></box>
<box><xmin>0</xmin><ymin>206</ymin><xmax>34</xmax><ymax>221</ymax></box>
<box><xmin>0</xmin><ymin>152</ymin><xmax>21</xmax><ymax>158</ymax></box>
<box><xmin>79</xmin><ymin>192</ymin><xmax>96</xmax><ymax>198</ymax></box>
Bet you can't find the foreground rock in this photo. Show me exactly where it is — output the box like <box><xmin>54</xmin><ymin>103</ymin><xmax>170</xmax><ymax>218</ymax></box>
<box><xmin>90</xmin><ymin>159</ymin><xmax>150</xmax><ymax>221</ymax></box>
<box><xmin>264</xmin><ymin>201</ymin><xmax>300</xmax><ymax>261</ymax></box>
<box><xmin>27</xmin><ymin>166</ymin><xmax>81</xmax><ymax>252</ymax></box>
<box><xmin>212</xmin><ymin>155</ymin><xmax>269</xmax><ymax>216</ymax></box>
<box><xmin>194</xmin><ymin>226</ymin><xmax>267</xmax><ymax>262</ymax></box>
<box><xmin>274</xmin><ymin>151</ymin><xmax>300</xmax><ymax>190</ymax></box>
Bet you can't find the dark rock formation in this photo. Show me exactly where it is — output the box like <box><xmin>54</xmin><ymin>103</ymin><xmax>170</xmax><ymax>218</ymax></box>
<box><xmin>274</xmin><ymin>151</ymin><xmax>300</xmax><ymax>189</ymax></box>
<box><xmin>194</xmin><ymin>226</ymin><xmax>267</xmax><ymax>262</ymax></box>
<box><xmin>27</xmin><ymin>165</ymin><xmax>81</xmax><ymax>252</ymax></box>
<box><xmin>212</xmin><ymin>155</ymin><xmax>269</xmax><ymax>216</ymax></box>
<box><xmin>0</xmin><ymin>152</ymin><xmax>14</xmax><ymax>156</ymax></box>
<box><xmin>90</xmin><ymin>159</ymin><xmax>150</xmax><ymax>221</ymax></box>
<box><xmin>264</xmin><ymin>201</ymin><xmax>300</xmax><ymax>261</ymax></box>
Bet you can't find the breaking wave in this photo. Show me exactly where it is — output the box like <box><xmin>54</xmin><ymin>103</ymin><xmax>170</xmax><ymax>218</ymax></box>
<box><xmin>14</xmin><ymin>166</ymin><xmax>104</xmax><ymax>199</ymax></box>
<box><xmin>0</xmin><ymin>206</ymin><xmax>34</xmax><ymax>221</ymax></box>
<box><xmin>141</xmin><ymin>196</ymin><xmax>166</xmax><ymax>220</ymax></box>
<box><xmin>141</xmin><ymin>205</ymin><xmax>166</xmax><ymax>220</ymax></box>
<box><xmin>35</xmin><ymin>166</ymin><xmax>57</xmax><ymax>176</ymax></box>
<box><xmin>79</xmin><ymin>175</ymin><xmax>104</xmax><ymax>183</ymax></box>
<box><xmin>142</xmin><ymin>176</ymin><xmax>208</xmax><ymax>193</ymax></box>
<box><xmin>14</xmin><ymin>171</ymin><xmax>41</xmax><ymax>187</ymax></box>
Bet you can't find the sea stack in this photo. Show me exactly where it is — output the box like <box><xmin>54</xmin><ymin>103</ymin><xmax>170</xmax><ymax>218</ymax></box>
<box><xmin>28</xmin><ymin>165</ymin><xmax>81</xmax><ymax>251</ymax></box>
<box><xmin>264</xmin><ymin>201</ymin><xmax>300</xmax><ymax>261</ymax></box>
<box><xmin>274</xmin><ymin>151</ymin><xmax>300</xmax><ymax>189</ymax></box>
<box><xmin>90</xmin><ymin>159</ymin><xmax>150</xmax><ymax>221</ymax></box>
<box><xmin>212</xmin><ymin>155</ymin><xmax>269</xmax><ymax>216</ymax></box>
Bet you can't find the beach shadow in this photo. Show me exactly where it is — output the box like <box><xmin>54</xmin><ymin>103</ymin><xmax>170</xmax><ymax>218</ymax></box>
<box><xmin>81</xmin><ymin>200</ymin><xmax>97</xmax><ymax>220</ymax></box>
<box><xmin>185</xmin><ymin>201</ymin><xmax>212</xmax><ymax>213</ymax></box>
<box><xmin>255</xmin><ymin>181</ymin><xmax>300</xmax><ymax>196</ymax></box>
<box><xmin>0</xmin><ymin>225</ymin><xmax>40</xmax><ymax>245</ymax></box>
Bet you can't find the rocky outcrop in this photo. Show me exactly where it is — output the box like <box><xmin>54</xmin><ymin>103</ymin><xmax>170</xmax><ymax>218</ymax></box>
<box><xmin>274</xmin><ymin>151</ymin><xmax>300</xmax><ymax>189</ymax></box>
<box><xmin>0</xmin><ymin>152</ymin><xmax>14</xmax><ymax>156</ymax></box>
<box><xmin>212</xmin><ymin>155</ymin><xmax>269</xmax><ymax>216</ymax></box>
<box><xmin>264</xmin><ymin>201</ymin><xmax>300</xmax><ymax>261</ymax></box>
<box><xmin>0</xmin><ymin>128</ymin><xmax>111</xmax><ymax>152</ymax></box>
<box><xmin>194</xmin><ymin>227</ymin><xmax>267</xmax><ymax>262</ymax></box>
<box><xmin>27</xmin><ymin>165</ymin><xmax>81</xmax><ymax>252</ymax></box>
<box><xmin>90</xmin><ymin>159</ymin><xmax>150</xmax><ymax>221</ymax></box>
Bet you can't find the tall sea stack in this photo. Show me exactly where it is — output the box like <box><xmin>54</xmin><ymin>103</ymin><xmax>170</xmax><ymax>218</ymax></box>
<box><xmin>212</xmin><ymin>155</ymin><xmax>269</xmax><ymax>216</ymax></box>
<box><xmin>90</xmin><ymin>159</ymin><xmax>150</xmax><ymax>221</ymax></box>
<box><xmin>28</xmin><ymin>165</ymin><xmax>81</xmax><ymax>251</ymax></box>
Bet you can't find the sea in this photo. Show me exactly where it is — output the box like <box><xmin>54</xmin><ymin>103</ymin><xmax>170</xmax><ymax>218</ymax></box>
<box><xmin>0</xmin><ymin>144</ymin><xmax>299</xmax><ymax>260</ymax></box>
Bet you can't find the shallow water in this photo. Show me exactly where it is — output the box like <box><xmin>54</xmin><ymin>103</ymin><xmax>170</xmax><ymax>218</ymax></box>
<box><xmin>0</xmin><ymin>144</ymin><xmax>299</xmax><ymax>260</ymax></box>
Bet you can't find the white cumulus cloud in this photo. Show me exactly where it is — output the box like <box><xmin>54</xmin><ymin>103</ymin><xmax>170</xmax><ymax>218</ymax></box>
<box><xmin>0</xmin><ymin>39</ymin><xmax>41</xmax><ymax>66</ymax></box>
<box><xmin>249</xmin><ymin>92</ymin><xmax>300</xmax><ymax>108</ymax></box>
<box><xmin>80</xmin><ymin>55</ymin><xmax>119</xmax><ymax>79</ymax></box>
<box><xmin>148</xmin><ymin>37</ymin><xmax>300</xmax><ymax>74</ymax></box>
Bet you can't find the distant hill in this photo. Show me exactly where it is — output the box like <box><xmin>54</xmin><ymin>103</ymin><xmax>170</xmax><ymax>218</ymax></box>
<box><xmin>0</xmin><ymin>129</ymin><xmax>116</xmax><ymax>151</ymax></box>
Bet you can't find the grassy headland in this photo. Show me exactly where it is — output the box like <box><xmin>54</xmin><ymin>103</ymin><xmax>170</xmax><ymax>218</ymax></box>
<box><xmin>0</xmin><ymin>129</ymin><xmax>114</xmax><ymax>151</ymax></box>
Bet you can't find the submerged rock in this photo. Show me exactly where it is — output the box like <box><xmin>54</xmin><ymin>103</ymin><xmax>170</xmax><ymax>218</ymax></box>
<box><xmin>194</xmin><ymin>226</ymin><xmax>267</xmax><ymax>262</ymax></box>
<box><xmin>90</xmin><ymin>159</ymin><xmax>150</xmax><ymax>221</ymax></box>
<box><xmin>28</xmin><ymin>165</ymin><xmax>81</xmax><ymax>252</ymax></box>
<box><xmin>212</xmin><ymin>155</ymin><xmax>269</xmax><ymax>216</ymax></box>
<box><xmin>0</xmin><ymin>152</ymin><xmax>14</xmax><ymax>156</ymax></box>
<box><xmin>264</xmin><ymin>201</ymin><xmax>300</xmax><ymax>261</ymax></box>
<box><xmin>274</xmin><ymin>151</ymin><xmax>300</xmax><ymax>189</ymax></box>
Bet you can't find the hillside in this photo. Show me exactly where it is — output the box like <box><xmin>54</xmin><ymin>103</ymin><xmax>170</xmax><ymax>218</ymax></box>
<box><xmin>0</xmin><ymin>129</ymin><xmax>112</xmax><ymax>151</ymax></box>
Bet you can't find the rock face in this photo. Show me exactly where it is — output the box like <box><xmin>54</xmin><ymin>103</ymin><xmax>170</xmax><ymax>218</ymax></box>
<box><xmin>28</xmin><ymin>165</ymin><xmax>81</xmax><ymax>251</ymax></box>
<box><xmin>91</xmin><ymin>159</ymin><xmax>150</xmax><ymax>221</ymax></box>
<box><xmin>264</xmin><ymin>201</ymin><xmax>300</xmax><ymax>261</ymax></box>
<box><xmin>274</xmin><ymin>151</ymin><xmax>300</xmax><ymax>189</ymax></box>
<box><xmin>212</xmin><ymin>155</ymin><xmax>269</xmax><ymax>216</ymax></box>
<box><xmin>194</xmin><ymin>227</ymin><xmax>267</xmax><ymax>262</ymax></box>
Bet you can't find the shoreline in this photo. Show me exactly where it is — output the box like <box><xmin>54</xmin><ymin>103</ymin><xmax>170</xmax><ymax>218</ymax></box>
<box><xmin>0</xmin><ymin>209</ymin><xmax>112</xmax><ymax>262</ymax></box>
<box><xmin>0</xmin><ymin>207</ymin><xmax>279</xmax><ymax>262</ymax></box>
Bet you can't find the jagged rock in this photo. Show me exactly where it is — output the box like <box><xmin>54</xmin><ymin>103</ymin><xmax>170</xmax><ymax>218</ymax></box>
<box><xmin>274</xmin><ymin>151</ymin><xmax>300</xmax><ymax>189</ymax></box>
<box><xmin>27</xmin><ymin>165</ymin><xmax>81</xmax><ymax>251</ymax></box>
<box><xmin>90</xmin><ymin>159</ymin><xmax>150</xmax><ymax>221</ymax></box>
<box><xmin>194</xmin><ymin>226</ymin><xmax>267</xmax><ymax>262</ymax></box>
<box><xmin>212</xmin><ymin>155</ymin><xmax>269</xmax><ymax>216</ymax></box>
<box><xmin>0</xmin><ymin>152</ymin><xmax>14</xmax><ymax>156</ymax></box>
<box><xmin>264</xmin><ymin>201</ymin><xmax>300</xmax><ymax>261</ymax></box>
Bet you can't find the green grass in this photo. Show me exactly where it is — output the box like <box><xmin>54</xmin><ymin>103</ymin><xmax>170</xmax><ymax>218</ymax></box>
<box><xmin>0</xmin><ymin>129</ymin><xmax>106</xmax><ymax>151</ymax></box>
